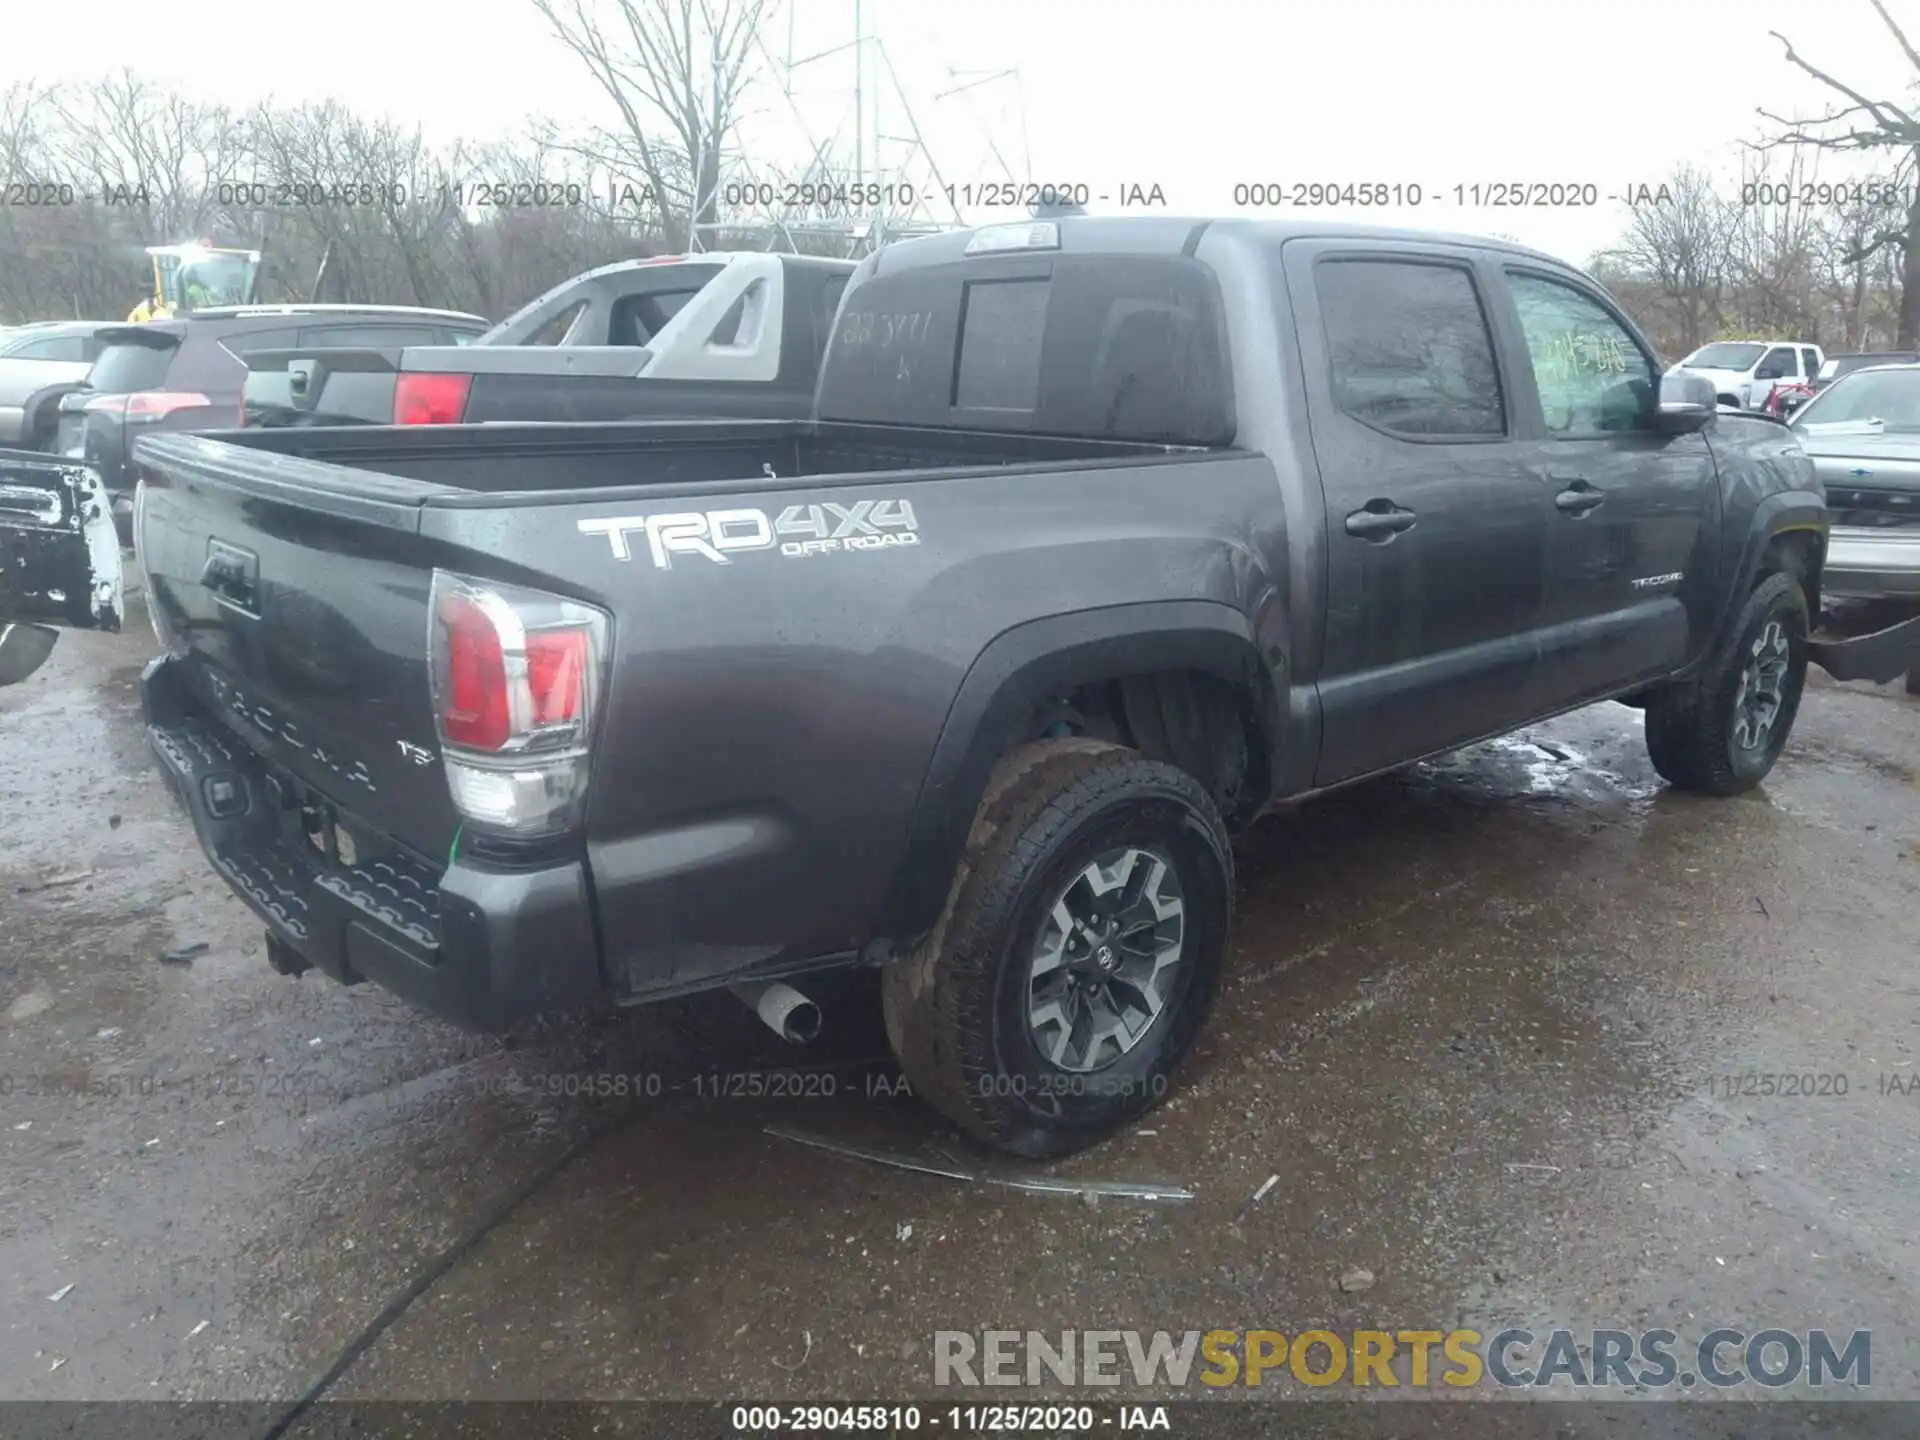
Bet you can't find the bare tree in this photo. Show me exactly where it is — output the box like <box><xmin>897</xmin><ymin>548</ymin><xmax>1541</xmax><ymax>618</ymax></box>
<box><xmin>1604</xmin><ymin>163</ymin><xmax>1733</xmax><ymax>353</ymax></box>
<box><xmin>530</xmin><ymin>0</ymin><xmax>773</xmax><ymax>249</ymax></box>
<box><xmin>1761</xmin><ymin>2</ymin><xmax>1920</xmax><ymax>344</ymax></box>
<box><xmin>0</xmin><ymin>67</ymin><xmax>773</xmax><ymax>326</ymax></box>
<box><xmin>51</xmin><ymin>72</ymin><xmax>243</xmax><ymax>244</ymax></box>
<box><xmin>1724</xmin><ymin>148</ymin><xmax>1830</xmax><ymax>341</ymax></box>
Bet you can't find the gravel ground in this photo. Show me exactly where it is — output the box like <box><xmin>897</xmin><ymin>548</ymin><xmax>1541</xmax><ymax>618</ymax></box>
<box><xmin>1</xmin><ymin>606</ymin><xmax>1916</xmax><ymax>1436</ymax></box>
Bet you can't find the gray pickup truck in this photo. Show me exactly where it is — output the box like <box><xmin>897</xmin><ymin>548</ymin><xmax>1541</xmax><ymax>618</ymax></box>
<box><xmin>128</xmin><ymin>216</ymin><xmax>1919</xmax><ymax>1157</ymax></box>
<box><xmin>246</xmin><ymin>252</ymin><xmax>854</xmax><ymax>428</ymax></box>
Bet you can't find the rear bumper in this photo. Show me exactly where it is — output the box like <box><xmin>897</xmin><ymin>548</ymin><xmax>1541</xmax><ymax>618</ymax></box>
<box><xmin>142</xmin><ymin>655</ymin><xmax>605</xmax><ymax>1030</ymax></box>
<box><xmin>1809</xmin><ymin>612</ymin><xmax>1920</xmax><ymax>684</ymax></box>
<box><xmin>1824</xmin><ymin>526</ymin><xmax>1920</xmax><ymax>598</ymax></box>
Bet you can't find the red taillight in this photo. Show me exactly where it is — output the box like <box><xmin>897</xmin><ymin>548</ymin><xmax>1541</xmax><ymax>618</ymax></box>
<box><xmin>527</xmin><ymin>628</ymin><xmax>589</xmax><ymax>726</ymax></box>
<box><xmin>84</xmin><ymin>391</ymin><xmax>212</xmax><ymax>420</ymax></box>
<box><xmin>394</xmin><ymin>372</ymin><xmax>471</xmax><ymax>425</ymax></box>
<box><xmin>430</xmin><ymin>572</ymin><xmax>602</xmax><ymax>760</ymax></box>
<box><xmin>428</xmin><ymin>571</ymin><xmax>611</xmax><ymax>838</ymax></box>
<box><xmin>436</xmin><ymin>590</ymin><xmax>510</xmax><ymax>750</ymax></box>
<box><xmin>127</xmin><ymin>391</ymin><xmax>211</xmax><ymax>419</ymax></box>
<box><xmin>434</xmin><ymin>596</ymin><xmax>591</xmax><ymax>750</ymax></box>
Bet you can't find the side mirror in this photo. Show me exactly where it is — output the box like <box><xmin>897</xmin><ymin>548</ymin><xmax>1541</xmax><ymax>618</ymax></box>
<box><xmin>0</xmin><ymin>623</ymin><xmax>58</xmax><ymax>686</ymax></box>
<box><xmin>1652</xmin><ymin>372</ymin><xmax>1716</xmax><ymax>433</ymax></box>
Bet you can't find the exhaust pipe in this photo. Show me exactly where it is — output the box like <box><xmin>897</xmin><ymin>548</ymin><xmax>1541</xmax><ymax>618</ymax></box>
<box><xmin>731</xmin><ymin>979</ymin><xmax>821</xmax><ymax>1043</ymax></box>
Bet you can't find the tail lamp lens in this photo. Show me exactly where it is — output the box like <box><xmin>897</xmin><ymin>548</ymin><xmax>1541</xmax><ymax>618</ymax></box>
<box><xmin>427</xmin><ymin>571</ymin><xmax>610</xmax><ymax>838</ymax></box>
<box><xmin>437</xmin><ymin>590</ymin><xmax>511</xmax><ymax>750</ymax></box>
<box><xmin>394</xmin><ymin>372</ymin><xmax>471</xmax><ymax>425</ymax></box>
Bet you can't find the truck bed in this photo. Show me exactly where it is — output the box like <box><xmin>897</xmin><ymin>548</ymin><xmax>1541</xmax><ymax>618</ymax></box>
<box><xmin>129</xmin><ymin>420</ymin><xmax>1250</xmax><ymax>1025</ymax></box>
<box><xmin>152</xmin><ymin>420</ymin><xmax>1186</xmax><ymax>504</ymax></box>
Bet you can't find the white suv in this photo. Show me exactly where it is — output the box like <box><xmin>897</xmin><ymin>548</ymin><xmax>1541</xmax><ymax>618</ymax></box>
<box><xmin>1670</xmin><ymin>340</ymin><xmax>1824</xmax><ymax>412</ymax></box>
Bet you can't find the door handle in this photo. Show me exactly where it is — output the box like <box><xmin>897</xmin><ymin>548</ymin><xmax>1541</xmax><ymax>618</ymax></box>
<box><xmin>1554</xmin><ymin>478</ymin><xmax>1605</xmax><ymax>515</ymax></box>
<box><xmin>1344</xmin><ymin>501</ymin><xmax>1417</xmax><ymax>541</ymax></box>
<box><xmin>201</xmin><ymin>538</ymin><xmax>259</xmax><ymax>611</ymax></box>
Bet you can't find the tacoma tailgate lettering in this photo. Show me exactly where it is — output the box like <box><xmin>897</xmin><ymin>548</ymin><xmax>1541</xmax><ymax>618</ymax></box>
<box><xmin>580</xmin><ymin>499</ymin><xmax>919</xmax><ymax>568</ymax></box>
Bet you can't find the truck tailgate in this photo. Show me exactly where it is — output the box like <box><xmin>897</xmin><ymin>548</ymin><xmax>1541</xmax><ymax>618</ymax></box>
<box><xmin>133</xmin><ymin>432</ymin><xmax>459</xmax><ymax>864</ymax></box>
<box><xmin>0</xmin><ymin>451</ymin><xmax>123</xmax><ymax>631</ymax></box>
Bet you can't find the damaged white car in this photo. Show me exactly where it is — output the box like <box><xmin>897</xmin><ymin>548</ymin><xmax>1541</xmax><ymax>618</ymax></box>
<box><xmin>0</xmin><ymin>453</ymin><xmax>123</xmax><ymax>684</ymax></box>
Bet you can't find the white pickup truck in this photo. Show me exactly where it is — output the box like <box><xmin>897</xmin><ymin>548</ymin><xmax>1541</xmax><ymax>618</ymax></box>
<box><xmin>0</xmin><ymin>452</ymin><xmax>121</xmax><ymax>685</ymax></box>
<box><xmin>1669</xmin><ymin>340</ymin><xmax>1825</xmax><ymax>413</ymax></box>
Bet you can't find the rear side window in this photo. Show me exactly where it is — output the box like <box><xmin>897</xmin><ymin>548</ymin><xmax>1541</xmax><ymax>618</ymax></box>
<box><xmin>9</xmin><ymin>335</ymin><xmax>88</xmax><ymax>361</ymax></box>
<box><xmin>87</xmin><ymin>341</ymin><xmax>177</xmax><ymax>392</ymax></box>
<box><xmin>1800</xmin><ymin>347</ymin><xmax>1820</xmax><ymax>376</ymax></box>
<box><xmin>1315</xmin><ymin>259</ymin><xmax>1505</xmax><ymax>438</ymax></box>
<box><xmin>955</xmin><ymin>279</ymin><xmax>1048</xmax><ymax>410</ymax></box>
<box><xmin>816</xmin><ymin>255</ymin><xmax>1233</xmax><ymax>445</ymax></box>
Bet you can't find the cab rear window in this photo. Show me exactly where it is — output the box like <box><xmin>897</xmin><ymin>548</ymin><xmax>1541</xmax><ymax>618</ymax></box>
<box><xmin>815</xmin><ymin>255</ymin><xmax>1233</xmax><ymax>446</ymax></box>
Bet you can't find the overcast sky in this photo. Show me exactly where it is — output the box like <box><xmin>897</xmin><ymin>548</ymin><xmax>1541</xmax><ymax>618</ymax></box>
<box><xmin>6</xmin><ymin>0</ymin><xmax>1917</xmax><ymax>262</ymax></box>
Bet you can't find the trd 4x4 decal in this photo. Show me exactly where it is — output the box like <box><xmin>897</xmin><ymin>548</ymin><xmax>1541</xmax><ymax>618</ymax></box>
<box><xmin>579</xmin><ymin>500</ymin><xmax>919</xmax><ymax>569</ymax></box>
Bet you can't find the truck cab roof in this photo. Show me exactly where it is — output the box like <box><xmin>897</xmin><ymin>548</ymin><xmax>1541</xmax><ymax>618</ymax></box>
<box><xmin>863</xmin><ymin>214</ymin><xmax>1574</xmax><ymax>274</ymax></box>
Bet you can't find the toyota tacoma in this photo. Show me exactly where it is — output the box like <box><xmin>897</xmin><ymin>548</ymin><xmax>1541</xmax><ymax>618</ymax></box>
<box><xmin>126</xmin><ymin>217</ymin><xmax>1920</xmax><ymax>1157</ymax></box>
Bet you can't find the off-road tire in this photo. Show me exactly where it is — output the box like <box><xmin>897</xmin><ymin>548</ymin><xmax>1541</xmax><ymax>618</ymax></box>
<box><xmin>1645</xmin><ymin>571</ymin><xmax>1809</xmax><ymax>795</ymax></box>
<box><xmin>881</xmin><ymin>739</ymin><xmax>1233</xmax><ymax>1159</ymax></box>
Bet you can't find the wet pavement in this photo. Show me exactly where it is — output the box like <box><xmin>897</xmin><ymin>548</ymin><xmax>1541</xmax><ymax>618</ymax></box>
<box><xmin>2</xmin><ymin>603</ymin><xmax>1917</xmax><ymax>1426</ymax></box>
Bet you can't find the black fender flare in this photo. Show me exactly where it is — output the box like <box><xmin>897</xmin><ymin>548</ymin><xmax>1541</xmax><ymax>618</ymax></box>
<box><xmin>20</xmin><ymin>384</ymin><xmax>87</xmax><ymax>451</ymax></box>
<box><xmin>1732</xmin><ymin>491</ymin><xmax>1826</xmax><ymax>582</ymax></box>
<box><xmin>872</xmin><ymin>600</ymin><xmax>1281</xmax><ymax>948</ymax></box>
<box><xmin>1739</xmin><ymin>489</ymin><xmax>1826</xmax><ymax>587</ymax></box>
<box><xmin>20</xmin><ymin>381</ymin><xmax>83</xmax><ymax>449</ymax></box>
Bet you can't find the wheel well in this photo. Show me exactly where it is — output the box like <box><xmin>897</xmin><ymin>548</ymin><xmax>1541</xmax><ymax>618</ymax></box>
<box><xmin>1018</xmin><ymin>669</ymin><xmax>1267</xmax><ymax>826</ymax></box>
<box><xmin>1717</xmin><ymin>393</ymin><xmax>1741</xmax><ymax>409</ymax></box>
<box><xmin>1759</xmin><ymin>529</ymin><xmax>1822</xmax><ymax>616</ymax></box>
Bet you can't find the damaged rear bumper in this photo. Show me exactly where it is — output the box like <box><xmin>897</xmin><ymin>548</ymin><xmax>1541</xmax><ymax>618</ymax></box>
<box><xmin>142</xmin><ymin>654</ymin><xmax>606</xmax><ymax>1030</ymax></box>
<box><xmin>1808</xmin><ymin>611</ymin><xmax>1920</xmax><ymax>685</ymax></box>
<box><xmin>0</xmin><ymin>450</ymin><xmax>123</xmax><ymax>633</ymax></box>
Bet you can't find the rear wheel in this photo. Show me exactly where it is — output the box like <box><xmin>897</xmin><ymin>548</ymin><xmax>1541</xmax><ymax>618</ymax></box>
<box><xmin>1645</xmin><ymin>571</ymin><xmax>1809</xmax><ymax>794</ymax></box>
<box><xmin>882</xmin><ymin>739</ymin><xmax>1232</xmax><ymax>1158</ymax></box>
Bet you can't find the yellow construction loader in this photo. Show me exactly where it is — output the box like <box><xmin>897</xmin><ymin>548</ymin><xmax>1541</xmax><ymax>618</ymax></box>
<box><xmin>126</xmin><ymin>242</ymin><xmax>263</xmax><ymax>322</ymax></box>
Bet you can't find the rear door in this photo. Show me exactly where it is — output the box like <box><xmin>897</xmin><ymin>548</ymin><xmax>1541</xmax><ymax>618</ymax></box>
<box><xmin>1493</xmin><ymin>266</ymin><xmax>1720</xmax><ymax>705</ymax></box>
<box><xmin>1281</xmin><ymin>239</ymin><xmax>1555</xmax><ymax>785</ymax></box>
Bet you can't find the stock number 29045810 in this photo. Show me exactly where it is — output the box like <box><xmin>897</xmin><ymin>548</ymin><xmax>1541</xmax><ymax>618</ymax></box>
<box><xmin>731</xmin><ymin>1405</ymin><xmax>922</xmax><ymax>1431</ymax></box>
